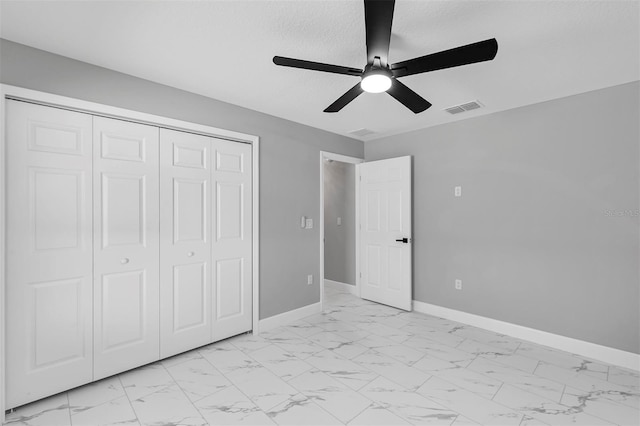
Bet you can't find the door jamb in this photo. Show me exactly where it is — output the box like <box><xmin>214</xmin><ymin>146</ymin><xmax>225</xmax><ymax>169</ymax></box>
<box><xmin>0</xmin><ymin>84</ymin><xmax>261</xmax><ymax>420</ymax></box>
<box><xmin>319</xmin><ymin>151</ymin><xmax>364</xmax><ymax>312</ymax></box>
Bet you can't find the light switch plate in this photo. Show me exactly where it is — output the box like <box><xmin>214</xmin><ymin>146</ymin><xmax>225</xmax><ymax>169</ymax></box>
<box><xmin>337</xmin><ymin>217</ymin><xmax>342</xmax><ymax>226</ymax></box>
<box><xmin>454</xmin><ymin>186</ymin><xmax>462</xmax><ymax>197</ymax></box>
<box><xmin>301</xmin><ymin>216</ymin><xmax>307</xmax><ymax>228</ymax></box>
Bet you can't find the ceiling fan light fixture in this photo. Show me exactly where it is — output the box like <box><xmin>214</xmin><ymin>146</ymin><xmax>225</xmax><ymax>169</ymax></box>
<box><xmin>361</xmin><ymin>73</ymin><xmax>392</xmax><ymax>93</ymax></box>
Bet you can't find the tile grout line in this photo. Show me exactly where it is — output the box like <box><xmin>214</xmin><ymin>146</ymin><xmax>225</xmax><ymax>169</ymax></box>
<box><xmin>118</xmin><ymin>374</ymin><xmax>143</xmax><ymax>426</ymax></box>
<box><xmin>490</xmin><ymin>381</ymin><xmax>505</xmax><ymax>401</ymax></box>
<box><xmin>66</xmin><ymin>393</ymin><xmax>72</xmax><ymax>426</ymax></box>
<box><xmin>558</xmin><ymin>384</ymin><xmax>567</xmax><ymax>404</ymax></box>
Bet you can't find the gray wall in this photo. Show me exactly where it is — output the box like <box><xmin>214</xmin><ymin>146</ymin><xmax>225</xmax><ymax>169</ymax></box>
<box><xmin>365</xmin><ymin>81</ymin><xmax>640</xmax><ymax>354</ymax></box>
<box><xmin>0</xmin><ymin>39</ymin><xmax>364</xmax><ymax>320</ymax></box>
<box><xmin>323</xmin><ymin>161</ymin><xmax>356</xmax><ymax>285</ymax></box>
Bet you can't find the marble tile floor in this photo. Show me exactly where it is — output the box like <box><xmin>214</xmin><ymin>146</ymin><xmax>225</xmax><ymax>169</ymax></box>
<box><xmin>5</xmin><ymin>285</ymin><xmax>640</xmax><ymax>426</ymax></box>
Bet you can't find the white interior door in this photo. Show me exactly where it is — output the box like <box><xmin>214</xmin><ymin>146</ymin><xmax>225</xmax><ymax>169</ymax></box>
<box><xmin>359</xmin><ymin>156</ymin><xmax>412</xmax><ymax>311</ymax></box>
<box><xmin>5</xmin><ymin>100</ymin><xmax>94</xmax><ymax>408</ymax></box>
<box><xmin>159</xmin><ymin>129</ymin><xmax>212</xmax><ymax>358</ymax></box>
<box><xmin>212</xmin><ymin>138</ymin><xmax>252</xmax><ymax>341</ymax></box>
<box><xmin>93</xmin><ymin>116</ymin><xmax>160</xmax><ymax>379</ymax></box>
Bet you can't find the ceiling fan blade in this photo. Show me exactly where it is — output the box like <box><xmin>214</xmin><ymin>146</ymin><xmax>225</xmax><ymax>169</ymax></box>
<box><xmin>387</xmin><ymin>79</ymin><xmax>431</xmax><ymax>114</ymax></box>
<box><xmin>273</xmin><ymin>56</ymin><xmax>362</xmax><ymax>76</ymax></box>
<box><xmin>364</xmin><ymin>0</ymin><xmax>395</xmax><ymax>65</ymax></box>
<box><xmin>390</xmin><ymin>38</ymin><xmax>498</xmax><ymax>78</ymax></box>
<box><xmin>324</xmin><ymin>83</ymin><xmax>364</xmax><ymax>113</ymax></box>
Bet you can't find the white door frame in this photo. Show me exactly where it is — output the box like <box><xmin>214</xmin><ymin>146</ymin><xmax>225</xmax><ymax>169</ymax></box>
<box><xmin>0</xmin><ymin>84</ymin><xmax>261</xmax><ymax>420</ymax></box>
<box><xmin>319</xmin><ymin>151</ymin><xmax>364</xmax><ymax>312</ymax></box>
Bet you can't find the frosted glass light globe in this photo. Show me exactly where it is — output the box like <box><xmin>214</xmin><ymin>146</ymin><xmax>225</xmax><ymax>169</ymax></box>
<box><xmin>361</xmin><ymin>74</ymin><xmax>392</xmax><ymax>93</ymax></box>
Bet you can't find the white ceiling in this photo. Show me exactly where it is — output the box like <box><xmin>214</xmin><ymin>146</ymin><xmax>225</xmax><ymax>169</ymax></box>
<box><xmin>1</xmin><ymin>0</ymin><xmax>638</xmax><ymax>141</ymax></box>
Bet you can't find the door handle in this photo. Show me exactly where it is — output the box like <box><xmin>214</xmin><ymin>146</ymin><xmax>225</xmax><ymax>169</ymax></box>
<box><xmin>395</xmin><ymin>238</ymin><xmax>409</xmax><ymax>243</ymax></box>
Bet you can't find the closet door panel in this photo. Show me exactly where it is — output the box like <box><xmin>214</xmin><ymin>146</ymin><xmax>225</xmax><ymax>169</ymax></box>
<box><xmin>6</xmin><ymin>101</ymin><xmax>93</xmax><ymax>408</ymax></box>
<box><xmin>212</xmin><ymin>139</ymin><xmax>252</xmax><ymax>341</ymax></box>
<box><xmin>100</xmin><ymin>270</ymin><xmax>147</xmax><ymax>350</ymax></box>
<box><xmin>93</xmin><ymin>117</ymin><xmax>160</xmax><ymax>380</ymax></box>
<box><xmin>160</xmin><ymin>129</ymin><xmax>212</xmax><ymax>358</ymax></box>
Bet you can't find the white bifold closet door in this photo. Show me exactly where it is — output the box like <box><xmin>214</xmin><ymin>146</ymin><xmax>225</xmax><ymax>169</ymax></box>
<box><xmin>6</xmin><ymin>101</ymin><xmax>94</xmax><ymax>407</ymax></box>
<box><xmin>159</xmin><ymin>132</ymin><xmax>253</xmax><ymax>351</ymax></box>
<box><xmin>159</xmin><ymin>129</ymin><xmax>213</xmax><ymax>358</ymax></box>
<box><xmin>211</xmin><ymin>139</ymin><xmax>252</xmax><ymax>341</ymax></box>
<box><xmin>92</xmin><ymin>117</ymin><xmax>160</xmax><ymax>380</ymax></box>
<box><xmin>5</xmin><ymin>100</ymin><xmax>253</xmax><ymax>407</ymax></box>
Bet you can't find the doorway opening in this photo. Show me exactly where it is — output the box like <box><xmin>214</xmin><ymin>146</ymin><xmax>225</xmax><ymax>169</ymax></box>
<box><xmin>319</xmin><ymin>152</ymin><xmax>364</xmax><ymax>311</ymax></box>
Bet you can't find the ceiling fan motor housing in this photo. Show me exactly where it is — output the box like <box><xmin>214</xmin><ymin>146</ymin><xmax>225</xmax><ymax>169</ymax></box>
<box><xmin>363</xmin><ymin>57</ymin><xmax>392</xmax><ymax>78</ymax></box>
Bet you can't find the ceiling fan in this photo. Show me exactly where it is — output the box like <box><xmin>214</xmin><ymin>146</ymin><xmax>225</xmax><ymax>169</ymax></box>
<box><xmin>273</xmin><ymin>0</ymin><xmax>498</xmax><ymax>114</ymax></box>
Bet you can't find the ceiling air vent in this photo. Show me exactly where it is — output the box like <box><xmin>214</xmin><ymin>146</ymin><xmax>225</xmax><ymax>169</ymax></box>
<box><xmin>444</xmin><ymin>100</ymin><xmax>483</xmax><ymax>115</ymax></box>
<box><xmin>349</xmin><ymin>128</ymin><xmax>376</xmax><ymax>137</ymax></box>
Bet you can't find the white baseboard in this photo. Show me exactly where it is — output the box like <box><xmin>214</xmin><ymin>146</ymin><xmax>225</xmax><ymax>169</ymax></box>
<box><xmin>413</xmin><ymin>300</ymin><xmax>639</xmax><ymax>372</ymax></box>
<box><xmin>257</xmin><ymin>302</ymin><xmax>322</xmax><ymax>333</ymax></box>
<box><xmin>324</xmin><ymin>279</ymin><xmax>356</xmax><ymax>295</ymax></box>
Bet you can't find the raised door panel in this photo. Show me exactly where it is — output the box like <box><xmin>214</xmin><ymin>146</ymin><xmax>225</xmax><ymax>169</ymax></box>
<box><xmin>6</xmin><ymin>101</ymin><xmax>93</xmax><ymax>408</ymax></box>
<box><xmin>100</xmin><ymin>270</ymin><xmax>146</xmax><ymax>351</ymax></box>
<box><xmin>216</xmin><ymin>258</ymin><xmax>244</xmax><ymax>319</ymax></box>
<box><xmin>363</xmin><ymin>182</ymin><xmax>387</xmax><ymax>297</ymax></box>
<box><xmin>101</xmin><ymin>174</ymin><xmax>146</xmax><ymax>248</ymax></box>
<box><xmin>31</xmin><ymin>168</ymin><xmax>84</xmax><ymax>251</ymax></box>
<box><xmin>173</xmin><ymin>263</ymin><xmax>207</xmax><ymax>331</ymax></box>
<box><xmin>159</xmin><ymin>129</ymin><xmax>212</xmax><ymax>358</ymax></box>
<box><xmin>212</xmin><ymin>139</ymin><xmax>252</xmax><ymax>341</ymax></box>
<box><xmin>29</xmin><ymin>279</ymin><xmax>86</xmax><ymax>367</ymax></box>
<box><xmin>174</xmin><ymin>178</ymin><xmax>207</xmax><ymax>243</ymax></box>
<box><xmin>93</xmin><ymin>117</ymin><xmax>160</xmax><ymax>379</ymax></box>
<box><xmin>217</xmin><ymin>182</ymin><xmax>243</xmax><ymax>240</ymax></box>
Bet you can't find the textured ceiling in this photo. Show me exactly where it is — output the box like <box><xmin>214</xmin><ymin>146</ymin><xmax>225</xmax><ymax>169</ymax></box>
<box><xmin>1</xmin><ymin>0</ymin><xmax>638</xmax><ymax>141</ymax></box>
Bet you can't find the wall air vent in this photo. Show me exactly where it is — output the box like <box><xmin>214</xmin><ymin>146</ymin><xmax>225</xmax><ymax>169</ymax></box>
<box><xmin>444</xmin><ymin>100</ymin><xmax>483</xmax><ymax>115</ymax></box>
<box><xmin>349</xmin><ymin>128</ymin><xmax>376</xmax><ymax>137</ymax></box>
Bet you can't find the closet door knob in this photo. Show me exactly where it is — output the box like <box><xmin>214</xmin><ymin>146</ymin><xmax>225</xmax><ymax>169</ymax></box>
<box><xmin>120</xmin><ymin>258</ymin><xmax>130</xmax><ymax>264</ymax></box>
<box><xmin>187</xmin><ymin>251</ymin><xmax>195</xmax><ymax>257</ymax></box>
